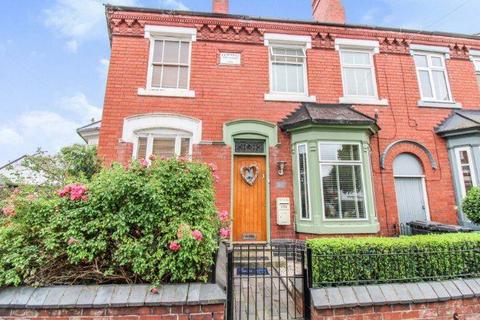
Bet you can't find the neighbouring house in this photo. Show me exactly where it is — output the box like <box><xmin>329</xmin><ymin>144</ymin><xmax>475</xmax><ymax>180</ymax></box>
<box><xmin>0</xmin><ymin>154</ymin><xmax>46</xmax><ymax>187</ymax></box>
<box><xmin>77</xmin><ymin>120</ymin><xmax>101</xmax><ymax>145</ymax></box>
<box><xmin>97</xmin><ymin>0</ymin><xmax>480</xmax><ymax>240</ymax></box>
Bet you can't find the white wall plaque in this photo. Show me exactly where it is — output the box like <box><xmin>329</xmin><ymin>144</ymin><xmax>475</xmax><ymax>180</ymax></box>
<box><xmin>220</xmin><ymin>52</ymin><xmax>241</xmax><ymax>65</ymax></box>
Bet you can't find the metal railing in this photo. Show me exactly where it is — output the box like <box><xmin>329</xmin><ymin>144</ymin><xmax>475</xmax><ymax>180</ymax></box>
<box><xmin>308</xmin><ymin>247</ymin><xmax>480</xmax><ymax>288</ymax></box>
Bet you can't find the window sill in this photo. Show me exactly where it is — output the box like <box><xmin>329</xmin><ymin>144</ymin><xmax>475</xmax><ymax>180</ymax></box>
<box><xmin>264</xmin><ymin>93</ymin><xmax>317</xmax><ymax>103</ymax></box>
<box><xmin>339</xmin><ymin>96</ymin><xmax>389</xmax><ymax>106</ymax></box>
<box><xmin>417</xmin><ymin>100</ymin><xmax>462</xmax><ymax>109</ymax></box>
<box><xmin>137</xmin><ymin>88</ymin><xmax>196</xmax><ymax>98</ymax></box>
<box><xmin>296</xmin><ymin>220</ymin><xmax>380</xmax><ymax>235</ymax></box>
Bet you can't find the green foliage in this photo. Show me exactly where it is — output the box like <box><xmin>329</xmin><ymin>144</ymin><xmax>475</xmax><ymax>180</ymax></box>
<box><xmin>59</xmin><ymin>144</ymin><xmax>102</xmax><ymax>181</ymax></box>
<box><xmin>307</xmin><ymin>233</ymin><xmax>480</xmax><ymax>287</ymax></box>
<box><xmin>463</xmin><ymin>187</ymin><xmax>480</xmax><ymax>224</ymax></box>
<box><xmin>0</xmin><ymin>158</ymin><xmax>219</xmax><ymax>286</ymax></box>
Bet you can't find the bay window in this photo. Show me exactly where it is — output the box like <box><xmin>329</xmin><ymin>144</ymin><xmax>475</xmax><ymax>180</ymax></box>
<box><xmin>297</xmin><ymin>143</ymin><xmax>311</xmax><ymax>220</ymax></box>
<box><xmin>455</xmin><ymin>147</ymin><xmax>477</xmax><ymax>198</ymax></box>
<box><xmin>134</xmin><ymin>131</ymin><xmax>192</xmax><ymax>160</ymax></box>
<box><xmin>319</xmin><ymin>143</ymin><xmax>366</xmax><ymax>220</ymax></box>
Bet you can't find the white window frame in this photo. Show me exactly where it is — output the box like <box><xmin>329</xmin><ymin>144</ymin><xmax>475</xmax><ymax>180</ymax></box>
<box><xmin>412</xmin><ymin>52</ymin><xmax>453</xmax><ymax>103</ymax></box>
<box><xmin>472</xmin><ymin>56</ymin><xmax>480</xmax><ymax>88</ymax></box>
<box><xmin>455</xmin><ymin>147</ymin><xmax>478</xmax><ymax>198</ymax></box>
<box><xmin>318</xmin><ymin>141</ymin><xmax>369</xmax><ymax>221</ymax></box>
<box><xmin>335</xmin><ymin>39</ymin><xmax>387</xmax><ymax>106</ymax></box>
<box><xmin>264</xmin><ymin>33</ymin><xmax>316</xmax><ymax>102</ymax></box>
<box><xmin>296</xmin><ymin>143</ymin><xmax>312</xmax><ymax>221</ymax></box>
<box><xmin>134</xmin><ymin>131</ymin><xmax>192</xmax><ymax>161</ymax></box>
<box><xmin>138</xmin><ymin>25</ymin><xmax>196</xmax><ymax>98</ymax></box>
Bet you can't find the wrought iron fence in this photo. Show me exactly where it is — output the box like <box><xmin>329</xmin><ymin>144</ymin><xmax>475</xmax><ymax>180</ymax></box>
<box><xmin>308</xmin><ymin>247</ymin><xmax>480</xmax><ymax>288</ymax></box>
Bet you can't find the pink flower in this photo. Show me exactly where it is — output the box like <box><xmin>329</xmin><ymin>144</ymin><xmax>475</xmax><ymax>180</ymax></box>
<box><xmin>192</xmin><ymin>230</ymin><xmax>203</xmax><ymax>241</ymax></box>
<box><xmin>2</xmin><ymin>205</ymin><xmax>15</xmax><ymax>217</ymax></box>
<box><xmin>169</xmin><ymin>241</ymin><xmax>181</xmax><ymax>252</ymax></box>
<box><xmin>26</xmin><ymin>194</ymin><xmax>38</xmax><ymax>202</ymax></box>
<box><xmin>213</xmin><ymin>174</ymin><xmax>220</xmax><ymax>183</ymax></box>
<box><xmin>219</xmin><ymin>228</ymin><xmax>230</xmax><ymax>239</ymax></box>
<box><xmin>57</xmin><ymin>184</ymin><xmax>88</xmax><ymax>201</ymax></box>
<box><xmin>67</xmin><ymin>237</ymin><xmax>79</xmax><ymax>245</ymax></box>
<box><xmin>208</xmin><ymin>163</ymin><xmax>217</xmax><ymax>172</ymax></box>
<box><xmin>218</xmin><ymin>210</ymin><xmax>229</xmax><ymax>222</ymax></box>
<box><xmin>12</xmin><ymin>188</ymin><xmax>20</xmax><ymax>195</ymax></box>
<box><xmin>139</xmin><ymin>159</ymin><xmax>149</xmax><ymax>167</ymax></box>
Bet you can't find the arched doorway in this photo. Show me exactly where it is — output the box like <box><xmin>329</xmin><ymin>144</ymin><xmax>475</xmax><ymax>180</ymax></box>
<box><xmin>394</xmin><ymin>153</ymin><xmax>430</xmax><ymax>228</ymax></box>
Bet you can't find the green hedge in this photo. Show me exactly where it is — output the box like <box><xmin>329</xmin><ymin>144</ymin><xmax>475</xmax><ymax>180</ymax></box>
<box><xmin>307</xmin><ymin>233</ymin><xmax>480</xmax><ymax>287</ymax></box>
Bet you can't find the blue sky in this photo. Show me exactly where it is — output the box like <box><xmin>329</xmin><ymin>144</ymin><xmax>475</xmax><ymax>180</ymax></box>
<box><xmin>0</xmin><ymin>0</ymin><xmax>479</xmax><ymax>164</ymax></box>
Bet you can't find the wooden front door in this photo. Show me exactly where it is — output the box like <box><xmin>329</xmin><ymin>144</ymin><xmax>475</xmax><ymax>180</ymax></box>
<box><xmin>233</xmin><ymin>155</ymin><xmax>267</xmax><ymax>242</ymax></box>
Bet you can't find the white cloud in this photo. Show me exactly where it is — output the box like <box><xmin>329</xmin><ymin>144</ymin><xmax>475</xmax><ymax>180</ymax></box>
<box><xmin>97</xmin><ymin>58</ymin><xmax>110</xmax><ymax>79</ymax></box>
<box><xmin>57</xmin><ymin>93</ymin><xmax>103</xmax><ymax>123</ymax></box>
<box><xmin>0</xmin><ymin>128</ymin><xmax>23</xmax><ymax>145</ymax></box>
<box><xmin>0</xmin><ymin>94</ymin><xmax>102</xmax><ymax>164</ymax></box>
<box><xmin>158</xmin><ymin>0</ymin><xmax>189</xmax><ymax>10</ymax></box>
<box><xmin>43</xmin><ymin>0</ymin><xmax>140</xmax><ymax>52</ymax></box>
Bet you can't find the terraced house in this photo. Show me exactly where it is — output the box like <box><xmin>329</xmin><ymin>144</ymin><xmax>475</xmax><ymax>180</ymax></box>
<box><xmin>97</xmin><ymin>0</ymin><xmax>480</xmax><ymax>241</ymax></box>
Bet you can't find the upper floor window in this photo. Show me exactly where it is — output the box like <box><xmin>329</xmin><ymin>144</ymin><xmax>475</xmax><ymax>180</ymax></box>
<box><xmin>138</xmin><ymin>26</ymin><xmax>196</xmax><ymax>98</ymax></box>
<box><xmin>335</xmin><ymin>39</ymin><xmax>387</xmax><ymax>106</ymax></box>
<box><xmin>319</xmin><ymin>142</ymin><xmax>367</xmax><ymax>220</ymax></box>
<box><xmin>150</xmin><ymin>40</ymin><xmax>191</xmax><ymax>90</ymax></box>
<box><xmin>264</xmin><ymin>33</ymin><xmax>316</xmax><ymax>102</ymax></box>
<box><xmin>340</xmin><ymin>50</ymin><xmax>376</xmax><ymax>98</ymax></box>
<box><xmin>413</xmin><ymin>53</ymin><xmax>452</xmax><ymax>102</ymax></box>
<box><xmin>270</xmin><ymin>46</ymin><xmax>307</xmax><ymax>94</ymax></box>
<box><xmin>474</xmin><ymin>58</ymin><xmax>480</xmax><ymax>89</ymax></box>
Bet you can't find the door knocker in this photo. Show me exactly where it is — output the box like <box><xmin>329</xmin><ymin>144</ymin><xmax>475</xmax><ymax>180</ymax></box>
<box><xmin>240</xmin><ymin>164</ymin><xmax>259</xmax><ymax>186</ymax></box>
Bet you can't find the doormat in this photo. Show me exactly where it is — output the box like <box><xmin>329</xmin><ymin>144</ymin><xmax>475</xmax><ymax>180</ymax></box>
<box><xmin>237</xmin><ymin>267</ymin><xmax>269</xmax><ymax>276</ymax></box>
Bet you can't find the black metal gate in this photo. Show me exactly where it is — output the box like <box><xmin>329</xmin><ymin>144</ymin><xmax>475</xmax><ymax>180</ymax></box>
<box><xmin>226</xmin><ymin>243</ymin><xmax>310</xmax><ymax>320</ymax></box>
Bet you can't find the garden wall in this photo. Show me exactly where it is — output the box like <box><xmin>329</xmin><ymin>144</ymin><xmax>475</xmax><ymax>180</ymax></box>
<box><xmin>0</xmin><ymin>283</ymin><xmax>225</xmax><ymax>319</ymax></box>
<box><xmin>311</xmin><ymin>278</ymin><xmax>480</xmax><ymax>319</ymax></box>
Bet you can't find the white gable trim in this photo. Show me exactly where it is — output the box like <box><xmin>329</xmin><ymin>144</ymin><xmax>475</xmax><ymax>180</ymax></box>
<box><xmin>122</xmin><ymin>113</ymin><xmax>202</xmax><ymax>144</ymax></box>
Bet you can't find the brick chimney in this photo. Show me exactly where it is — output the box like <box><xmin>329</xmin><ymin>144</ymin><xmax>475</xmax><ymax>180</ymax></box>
<box><xmin>312</xmin><ymin>0</ymin><xmax>346</xmax><ymax>24</ymax></box>
<box><xmin>212</xmin><ymin>0</ymin><xmax>229</xmax><ymax>14</ymax></box>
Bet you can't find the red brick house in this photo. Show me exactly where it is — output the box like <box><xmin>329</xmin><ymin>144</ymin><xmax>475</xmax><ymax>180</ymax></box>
<box><xmin>98</xmin><ymin>0</ymin><xmax>480</xmax><ymax>241</ymax></box>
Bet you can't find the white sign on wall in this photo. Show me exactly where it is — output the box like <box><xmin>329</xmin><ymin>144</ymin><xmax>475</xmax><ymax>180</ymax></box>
<box><xmin>220</xmin><ymin>52</ymin><xmax>241</xmax><ymax>65</ymax></box>
<box><xmin>276</xmin><ymin>197</ymin><xmax>291</xmax><ymax>226</ymax></box>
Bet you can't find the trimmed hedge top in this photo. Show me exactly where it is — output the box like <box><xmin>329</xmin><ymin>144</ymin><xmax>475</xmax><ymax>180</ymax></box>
<box><xmin>307</xmin><ymin>233</ymin><xmax>480</xmax><ymax>287</ymax></box>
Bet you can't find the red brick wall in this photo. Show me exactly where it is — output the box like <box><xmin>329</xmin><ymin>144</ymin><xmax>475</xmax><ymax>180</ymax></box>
<box><xmin>312</xmin><ymin>0</ymin><xmax>346</xmax><ymax>24</ymax></box>
<box><xmin>99</xmin><ymin>9</ymin><xmax>480</xmax><ymax>238</ymax></box>
<box><xmin>313</xmin><ymin>298</ymin><xmax>480</xmax><ymax>319</ymax></box>
<box><xmin>0</xmin><ymin>304</ymin><xmax>224</xmax><ymax>319</ymax></box>
<box><xmin>212</xmin><ymin>0</ymin><xmax>228</xmax><ymax>14</ymax></box>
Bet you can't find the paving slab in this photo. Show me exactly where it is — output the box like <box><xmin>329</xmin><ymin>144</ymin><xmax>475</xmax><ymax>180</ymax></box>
<box><xmin>26</xmin><ymin>288</ymin><xmax>51</xmax><ymax>309</ymax></box>
<box><xmin>379</xmin><ymin>284</ymin><xmax>398</xmax><ymax>304</ymax></box>
<box><xmin>416</xmin><ymin>283</ymin><xmax>438</xmax><ymax>302</ymax></box>
<box><xmin>310</xmin><ymin>288</ymin><xmax>329</xmax><ymax>309</ymax></box>
<box><xmin>464</xmin><ymin>278</ymin><xmax>480</xmax><ymax>297</ymax></box>
<box><xmin>391</xmin><ymin>284</ymin><xmax>412</xmax><ymax>304</ymax></box>
<box><xmin>9</xmin><ymin>287</ymin><xmax>35</xmax><ymax>308</ymax></box>
<box><xmin>92</xmin><ymin>285</ymin><xmax>115</xmax><ymax>307</ymax></box>
<box><xmin>76</xmin><ymin>286</ymin><xmax>98</xmax><ymax>308</ymax></box>
<box><xmin>338</xmin><ymin>286</ymin><xmax>358</xmax><ymax>307</ymax></box>
<box><xmin>43</xmin><ymin>286</ymin><xmax>67</xmax><ymax>308</ymax></box>
<box><xmin>128</xmin><ymin>284</ymin><xmax>149</xmax><ymax>306</ymax></box>
<box><xmin>352</xmin><ymin>286</ymin><xmax>372</xmax><ymax>306</ymax></box>
<box><xmin>110</xmin><ymin>285</ymin><xmax>132</xmax><ymax>307</ymax></box>
<box><xmin>365</xmin><ymin>285</ymin><xmax>386</xmax><ymax>305</ymax></box>
<box><xmin>452</xmin><ymin>279</ymin><xmax>474</xmax><ymax>298</ymax></box>
<box><xmin>58</xmin><ymin>285</ymin><xmax>83</xmax><ymax>308</ymax></box>
<box><xmin>441</xmin><ymin>280</ymin><xmax>462</xmax><ymax>299</ymax></box>
<box><xmin>160</xmin><ymin>284</ymin><xmax>188</xmax><ymax>306</ymax></box>
<box><xmin>405</xmin><ymin>283</ymin><xmax>426</xmax><ymax>303</ymax></box>
<box><xmin>0</xmin><ymin>287</ymin><xmax>19</xmax><ymax>308</ymax></box>
<box><xmin>326</xmin><ymin>287</ymin><xmax>343</xmax><ymax>308</ymax></box>
<box><xmin>428</xmin><ymin>281</ymin><xmax>450</xmax><ymax>301</ymax></box>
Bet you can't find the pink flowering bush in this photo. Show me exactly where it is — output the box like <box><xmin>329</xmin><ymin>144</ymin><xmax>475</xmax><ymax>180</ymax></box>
<box><xmin>0</xmin><ymin>158</ymin><xmax>220</xmax><ymax>286</ymax></box>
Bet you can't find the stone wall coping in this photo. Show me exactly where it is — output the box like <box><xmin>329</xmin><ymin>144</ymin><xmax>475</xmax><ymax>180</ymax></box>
<box><xmin>0</xmin><ymin>283</ymin><xmax>225</xmax><ymax>309</ymax></box>
<box><xmin>311</xmin><ymin>278</ymin><xmax>480</xmax><ymax>310</ymax></box>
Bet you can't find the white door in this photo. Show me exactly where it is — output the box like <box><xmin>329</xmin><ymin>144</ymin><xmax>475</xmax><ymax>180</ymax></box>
<box><xmin>393</xmin><ymin>153</ymin><xmax>430</xmax><ymax>228</ymax></box>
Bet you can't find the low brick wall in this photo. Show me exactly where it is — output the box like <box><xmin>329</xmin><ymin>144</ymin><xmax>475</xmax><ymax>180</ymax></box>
<box><xmin>0</xmin><ymin>283</ymin><xmax>225</xmax><ymax>320</ymax></box>
<box><xmin>311</xmin><ymin>278</ymin><xmax>480</xmax><ymax>320</ymax></box>
<box><xmin>0</xmin><ymin>304</ymin><xmax>224</xmax><ymax>319</ymax></box>
<box><xmin>313</xmin><ymin>299</ymin><xmax>479</xmax><ymax>319</ymax></box>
